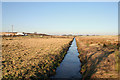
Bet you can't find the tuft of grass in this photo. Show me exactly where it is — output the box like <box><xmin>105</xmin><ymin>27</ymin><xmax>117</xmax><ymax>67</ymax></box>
<box><xmin>115</xmin><ymin>50</ymin><xmax>119</xmax><ymax>72</ymax></box>
<box><xmin>86</xmin><ymin>43</ymin><xmax>89</xmax><ymax>47</ymax></box>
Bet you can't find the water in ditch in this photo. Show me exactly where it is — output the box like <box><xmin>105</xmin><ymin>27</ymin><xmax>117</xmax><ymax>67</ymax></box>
<box><xmin>51</xmin><ymin>38</ymin><xmax>82</xmax><ymax>79</ymax></box>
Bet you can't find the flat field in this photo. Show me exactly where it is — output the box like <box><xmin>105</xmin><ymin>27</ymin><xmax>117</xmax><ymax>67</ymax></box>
<box><xmin>76</xmin><ymin>36</ymin><xmax>119</xmax><ymax>79</ymax></box>
<box><xmin>2</xmin><ymin>36</ymin><xmax>73</xmax><ymax>79</ymax></box>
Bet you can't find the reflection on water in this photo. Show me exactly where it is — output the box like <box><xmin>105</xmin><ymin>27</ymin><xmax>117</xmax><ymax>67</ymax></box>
<box><xmin>51</xmin><ymin>38</ymin><xmax>82</xmax><ymax>78</ymax></box>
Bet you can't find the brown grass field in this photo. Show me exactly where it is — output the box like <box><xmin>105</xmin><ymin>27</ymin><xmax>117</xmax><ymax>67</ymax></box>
<box><xmin>76</xmin><ymin>35</ymin><xmax>119</xmax><ymax>79</ymax></box>
<box><xmin>1</xmin><ymin>35</ymin><xmax>119</xmax><ymax>79</ymax></box>
<box><xmin>2</xmin><ymin>36</ymin><xmax>73</xmax><ymax>79</ymax></box>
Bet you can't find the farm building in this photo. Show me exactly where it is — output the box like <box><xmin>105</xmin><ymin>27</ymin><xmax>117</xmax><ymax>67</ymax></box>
<box><xmin>1</xmin><ymin>32</ymin><xmax>17</xmax><ymax>36</ymax></box>
<box><xmin>15</xmin><ymin>32</ymin><xmax>27</xmax><ymax>36</ymax></box>
<box><xmin>1</xmin><ymin>32</ymin><xmax>28</xmax><ymax>36</ymax></box>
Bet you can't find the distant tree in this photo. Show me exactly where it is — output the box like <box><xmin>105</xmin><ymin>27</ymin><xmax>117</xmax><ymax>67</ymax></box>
<box><xmin>34</xmin><ymin>32</ymin><xmax>37</xmax><ymax>34</ymax></box>
<box><xmin>68</xmin><ymin>34</ymin><xmax>72</xmax><ymax>36</ymax></box>
<box><xmin>78</xmin><ymin>35</ymin><xmax>83</xmax><ymax>36</ymax></box>
<box><xmin>62</xmin><ymin>34</ymin><xmax>67</xmax><ymax>36</ymax></box>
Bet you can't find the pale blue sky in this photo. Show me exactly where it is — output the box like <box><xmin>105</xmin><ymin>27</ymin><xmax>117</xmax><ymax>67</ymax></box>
<box><xmin>2</xmin><ymin>2</ymin><xmax>118</xmax><ymax>35</ymax></box>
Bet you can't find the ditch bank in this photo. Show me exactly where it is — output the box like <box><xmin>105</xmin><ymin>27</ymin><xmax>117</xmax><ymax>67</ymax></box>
<box><xmin>75</xmin><ymin>37</ymin><xmax>119</xmax><ymax>79</ymax></box>
<box><xmin>30</xmin><ymin>38</ymin><xmax>74</xmax><ymax>79</ymax></box>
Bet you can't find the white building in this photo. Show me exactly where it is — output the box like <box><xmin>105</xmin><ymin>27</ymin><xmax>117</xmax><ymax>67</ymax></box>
<box><xmin>16</xmin><ymin>32</ymin><xmax>25</xmax><ymax>36</ymax></box>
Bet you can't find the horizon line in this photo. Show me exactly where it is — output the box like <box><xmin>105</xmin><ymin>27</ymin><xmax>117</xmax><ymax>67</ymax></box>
<box><xmin>0</xmin><ymin>31</ymin><xmax>118</xmax><ymax>36</ymax></box>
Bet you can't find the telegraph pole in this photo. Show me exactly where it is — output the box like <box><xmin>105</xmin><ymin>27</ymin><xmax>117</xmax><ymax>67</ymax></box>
<box><xmin>12</xmin><ymin>25</ymin><xmax>13</xmax><ymax>32</ymax></box>
<box><xmin>11</xmin><ymin>25</ymin><xmax>13</xmax><ymax>37</ymax></box>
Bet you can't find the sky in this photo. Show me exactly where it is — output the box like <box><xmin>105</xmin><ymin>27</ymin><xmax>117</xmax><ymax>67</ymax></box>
<box><xmin>2</xmin><ymin>2</ymin><xmax>118</xmax><ymax>35</ymax></box>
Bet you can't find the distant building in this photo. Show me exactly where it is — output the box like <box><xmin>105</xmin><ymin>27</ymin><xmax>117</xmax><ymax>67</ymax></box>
<box><xmin>1</xmin><ymin>32</ymin><xmax>17</xmax><ymax>36</ymax></box>
<box><xmin>16</xmin><ymin>32</ymin><xmax>28</xmax><ymax>36</ymax></box>
<box><xmin>1</xmin><ymin>32</ymin><xmax>50</xmax><ymax>37</ymax></box>
<box><xmin>16</xmin><ymin>32</ymin><xmax>24</xmax><ymax>36</ymax></box>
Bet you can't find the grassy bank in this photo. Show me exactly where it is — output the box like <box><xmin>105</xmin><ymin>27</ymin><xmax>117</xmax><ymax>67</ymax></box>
<box><xmin>76</xmin><ymin>36</ymin><xmax>119</xmax><ymax>79</ymax></box>
<box><xmin>2</xmin><ymin>36</ymin><xmax>73</xmax><ymax>79</ymax></box>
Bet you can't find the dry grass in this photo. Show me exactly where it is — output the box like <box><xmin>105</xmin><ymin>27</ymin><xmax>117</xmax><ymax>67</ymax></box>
<box><xmin>76</xmin><ymin>36</ymin><xmax>119</xmax><ymax>79</ymax></box>
<box><xmin>2</xmin><ymin>36</ymin><xmax>73</xmax><ymax>79</ymax></box>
